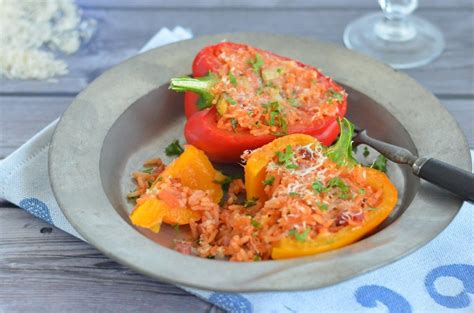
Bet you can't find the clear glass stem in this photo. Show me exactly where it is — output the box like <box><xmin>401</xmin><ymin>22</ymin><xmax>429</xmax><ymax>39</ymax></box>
<box><xmin>376</xmin><ymin>0</ymin><xmax>418</xmax><ymax>42</ymax></box>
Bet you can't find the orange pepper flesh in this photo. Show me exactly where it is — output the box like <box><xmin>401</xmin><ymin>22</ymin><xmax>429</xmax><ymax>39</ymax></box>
<box><xmin>130</xmin><ymin>145</ymin><xmax>224</xmax><ymax>232</ymax></box>
<box><xmin>244</xmin><ymin>133</ymin><xmax>398</xmax><ymax>260</ymax></box>
<box><xmin>271</xmin><ymin>166</ymin><xmax>398</xmax><ymax>259</ymax></box>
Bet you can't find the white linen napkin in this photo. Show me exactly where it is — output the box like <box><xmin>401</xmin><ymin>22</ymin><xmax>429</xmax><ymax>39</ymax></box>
<box><xmin>1</xmin><ymin>27</ymin><xmax>472</xmax><ymax>313</ymax></box>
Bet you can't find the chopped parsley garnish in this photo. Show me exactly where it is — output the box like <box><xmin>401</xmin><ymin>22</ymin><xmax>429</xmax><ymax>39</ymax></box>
<box><xmin>227</xmin><ymin>96</ymin><xmax>237</xmax><ymax>105</ymax></box>
<box><xmin>276</xmin><ymin>145</ymin><xmax>298</xmax><ymax>169</ymax></box>
<box><xmin>371</xmin><ymin>155</ymin><xmax>388</xmax><ymax>173</ymax></box>
<box><xmin>213</xmin><ymin>175</ymin><xmax>233</xmax><ymax>192</ymax></box>
<box><xmin>288</xmin><ymin>97</ymin><xmax>299</xmax><ymax>108</ymax></box>
<box><xmin>363</xmin><ymin>146</ymin><xmax>370</xmax><ymax>158</ymax></box>
<box><xmin>327</xmin><ymin>176</ymin><xmax>349</xmax><ymax>193</ymax></box>
<box><xmin>244</xmin><ymin>198</ymin><xmax>258</xmax><ymax>208</ymax></box>
<box><xmin>165</xmin><ymin>139</ymin><xmax>184</xmax><ymax>156</ymax></box>
<box><xmin>339</xmin><ymin>193</ymin><xmax>352</xmax><ymax>200</ymax></box>
<box><xmin>263</xmin><ymin>176</ymin><xmax>275</xmax><ymax>185</ymax></box>
<box><xmin>174</xmin><ymin>224</ymin><xmax>180</xmax><ymax>233</ymax></box>
<box><xmin>327</xmin><ymin>89</ymin><xmax>344</xmax><ymax>103</ymax></box>
<box><xmin>249</xmin><ymin>53</ymin><xmax>264</xmax><ymax>73</ymax></box>
<box><xmin>312</xmin><ymin>180</ymin><xmax>325</xmax><ymax>193</ymax></box>
<box><xmin>289</xmin><ymin>228</ymin><xmax>311</xmax><ymax>241</ymax></box>
<box><xmin>230</xmin><ymin>118</ymin><xmax>238</xmax><ymax>131</ymax></box>
<box><xmin>317</xmin><ymin>202</ymin><xmax>329</xmax><ymax>211</ymax></box>
<box><xmin>276</xmin><ymin>68</ymin><xmax>284</xmax><ymax>74</ymax></box>
<box><xmin>141</xmin><ymin>167</ymin><xmax>153</xmax><ymax>174</ymax></box>
<box><xmin>289</xmin><ymin>192</ymin><xmax>300</xmax><ymax>196</ymax></box>
<box><xmin>358</xmin><ymin>188</ymin><xmax>366</xmax><ymax>195</ymax></box>
<box><xmin>269</xmin><ymin>111</ymin><xmax>279</xmax><ymax>126</ymax></box>
<box><xmin>251</xmin><ymin>219</ymin><xmax>262</xmax><ymax>228</ymax></box>
<box><xmin>253</xmin><ymin>255</ymin><xmax>262</xmax><ymax>261</ymax></box>
<box><xmin>229</xmin><ymin>72</ymin><xmax>237</xmax><ymax>86</ymax></box>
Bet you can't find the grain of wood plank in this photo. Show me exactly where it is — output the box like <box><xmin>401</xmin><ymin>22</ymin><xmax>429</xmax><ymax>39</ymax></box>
<box><xmin>0</xmin><ymin>206</ymin><xmax>223</xmax><ymax>313</ymax></box>
<box><xmin>77</xmin><ymin>0</ymin><xmax>474</xmax><ymax>9</ymax></box>
<box><xmin>0</xmin><ymin>9</ymin><xmax>472</xmax><ymax>95</ymax></box>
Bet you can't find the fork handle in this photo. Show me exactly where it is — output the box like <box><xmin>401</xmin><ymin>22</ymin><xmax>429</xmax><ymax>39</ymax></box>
<box><xmin>414</xmin><ymin>157</ymin><xmax>474</xmax><ymax>202</ymax></box>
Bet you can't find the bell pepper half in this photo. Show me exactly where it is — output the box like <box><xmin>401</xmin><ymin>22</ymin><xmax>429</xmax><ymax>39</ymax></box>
<box><xmin>130</xmin><ymin>145</ymin><xmax>225</xmax><ymax>233</ymax></box>
<box><xmin>169</xmin><ymin>42</ymin><xmax>347</xmax><ymax>163</ymax></box>
<box><xmin>244</xmin><ymin>118</ymin><xmax>398</xmax><ymax>259</ymax></box>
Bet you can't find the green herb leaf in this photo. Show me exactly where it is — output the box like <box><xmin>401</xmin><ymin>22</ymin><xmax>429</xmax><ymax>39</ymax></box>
<box><xmin>251</xmin><ymin>219</ymin><xmax>262</xmax><ymax>228</ymax></box>
<box><xmin>263</xmin><ymin>176</ymin><xmax>275</xmax><ymax>185</ymax></box>
<box><xmin>165</xmin><ymin>140</ymin><xmax>184</xmax><ymax>156</ymax></box>
<box><xmin>229</xmin><ymin>72</ymin><xmax>237</xmax><ymax>86</ymax></box>
<box><xmin>371</xmin><ymin>155</ymin><xmax>388</xmax><ymax>173</ymax></box>
<box><xmin>269</xmin><ymin>111</ymin><xmax>278</xmax><ymax>126</ymax></box>
<box><xmin>227</xmin><ymin>96</ymin><xmax>237</xmax><ymax>105</ymax></box>
<box><xmin>174</xmin><ymin>224</ymin><xmax>180</xmax><ymax>233</ymax></box>
<box><xmin>289</xmin><ymin>192</ymin><xmax>300</xmax><ymax>196</ymax></box>
<box><xmin>253</xmin><ymin>255</ymin><xmax>262</xmax><ymax>261</ymax></box>
<box><xmin>339</xmin><ymin>193</ymin><xmax>352</xmax><ymax>200</ymax></box>
<box><xmin>327</xmin><ymin>176</ymin><xmax>349</xmax><ymax>193</ymax></box>
<box><xmin>327</xmin><ymin>89</ymin><xmax>344</xmax><ymax>103</ymax></box>
<box><xmin>276</xmin><ymin>145</ymin><xmax>297</xmax><ymax>169</ymax></box>
<box><xmin>244</xmin><ymin>198</ymin><xmax>258</xmax><ymax>208</ymax></box>
<box><xmin>213</xmin><ymin>175</ymin><xmax>233</xmax><ymax>192</ymax></box>
<box><xmin>312</xmin><ymin>181</ymin><xmax>325</xmax><ymax>193</ymax></box>
<box><xmin>288</xmin><ymin>97</ymin><xmax>299</xmax><ymax>108</ymax></box>
<box><xmin>249</xmin><ymin>53</ymin><xmax>264</xmax><ymax>73</ymax></box>
<box><xmin>141</xmin><ymin>167</ymin><xmax>153</xmax><ymax>174</ymax></box>
<box><xmin>230</xmin><ymin>118</ymin><xmax>238</xmax><ymax>131</ymax></box>
<box><xmin>279</xmin><ymin>117</ymin><xmax>288</xmax><ymax>135</ymax></box>
<box><xmin>317</xmin><ymin>202</ymin><xmax>329</xmax><ymax>211</ymax></box>
<box><xmin>289</xmin><ymin>228</ymin><xmax>311</xmax><ymax>241</ymax></box>
<box><xmin>358</xmin><ymin>188</ymin><xmax>366</xmax><ymax>195</ymax></box>
<box><xmin>325</xmin><ymin>118</ymin><xmax>358</xmax><ymax>167</ymax></box>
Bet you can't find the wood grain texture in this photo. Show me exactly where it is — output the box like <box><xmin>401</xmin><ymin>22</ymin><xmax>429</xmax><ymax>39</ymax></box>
<box><xmin>0</xmin><ymin>9</ymin><xmax>472</xmax><ymax>95</ymax></box>
<box><xmin>77</xmin><ymin>0</ymin><xmax>474</xmax><ymax>9</ymax></box>
<box><xmin>0</xmin><ymin>206</ymin><xmax>223</xmax><ymax>313</ymax></box>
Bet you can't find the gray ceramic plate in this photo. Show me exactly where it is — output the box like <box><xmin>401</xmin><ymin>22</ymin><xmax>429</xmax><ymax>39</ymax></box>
<box><xmin>49</xmin><ymin>33</ymin><xmax>471</xmax><ymax>291</ymax></box>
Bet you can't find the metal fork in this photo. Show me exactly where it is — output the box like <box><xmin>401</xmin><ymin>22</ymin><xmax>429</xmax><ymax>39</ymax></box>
<box><xmin>352</xmin><ymin>126</ymin><xmax>474</xmax><ymax>203</ymax></box>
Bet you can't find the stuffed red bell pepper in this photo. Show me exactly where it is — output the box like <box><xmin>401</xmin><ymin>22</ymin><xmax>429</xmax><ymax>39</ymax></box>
<box><xmin>170</xmin><ymin>42</ymin><xmax>347</xmax><ymax>163</ymax></box>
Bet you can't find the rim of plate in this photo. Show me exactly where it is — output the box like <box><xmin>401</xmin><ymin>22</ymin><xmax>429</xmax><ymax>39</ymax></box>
<box><xmin>49</xmin><ymin>32</ymin><xmax>471</xmax><ymax>291</ymax></box>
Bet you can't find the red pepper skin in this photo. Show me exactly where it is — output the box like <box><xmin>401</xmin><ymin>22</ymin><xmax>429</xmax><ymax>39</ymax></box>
<box><xmin>182</xmin><ymin>42</ymin><xmax>347</xmax><ymax>162</ymax></box>
<box><xmin>185</xmin><ymin>107</ymin><xmax>341</xmax><ymax>163</ymax></box>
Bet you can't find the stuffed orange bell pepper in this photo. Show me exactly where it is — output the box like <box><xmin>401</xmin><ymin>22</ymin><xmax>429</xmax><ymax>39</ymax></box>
<box><xmin>169</xmin><ymin>42</ymin><xmax>347</xmax><ymax>163</ymax></box>
<box><xmin>244</xmin><ymin>118</ymin><xmax>398</xmax><ymax>259</ymax></box>
<box><xmin>130</xmin><ymin>145</ymin><xmax>225</xmax><ymax>233</ymax></box>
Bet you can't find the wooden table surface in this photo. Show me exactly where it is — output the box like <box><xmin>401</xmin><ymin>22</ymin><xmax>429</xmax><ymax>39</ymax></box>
<box><xmin>1</xmin><ymin>1</ymin><xmax>472</xmax><ymax>312</ymax></box>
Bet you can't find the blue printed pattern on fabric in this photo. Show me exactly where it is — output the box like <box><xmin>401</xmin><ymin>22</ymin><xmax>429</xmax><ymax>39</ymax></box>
<box><xmin>209</xmin><ymin>293</ymin><xmax>253</xmax><ymax>313</ymax></box>
<box><xmin>425</xmin><ymin>264</ymin><xmax>474</xmax><ymax>309</ymax></box>
<box><xmin>19</xmin><ymin>197</ymin><xmax>53</xmax><ymax>224</ymax></box>
<box><xmin>355</xmin><ymin>285</ymin><xmax>412</xmax><ymax>313</ymax></box>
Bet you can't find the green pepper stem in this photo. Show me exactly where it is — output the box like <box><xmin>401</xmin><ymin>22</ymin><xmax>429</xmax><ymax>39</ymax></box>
<box><xmin>169</xmin><ymin>73</ymin><xmax>218</xmax><ymax>109</ymax></box>
<box><xmin>325</xmin><ymin>118</ymin><xmax>358</xmax><ymax>167</ymax></box>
